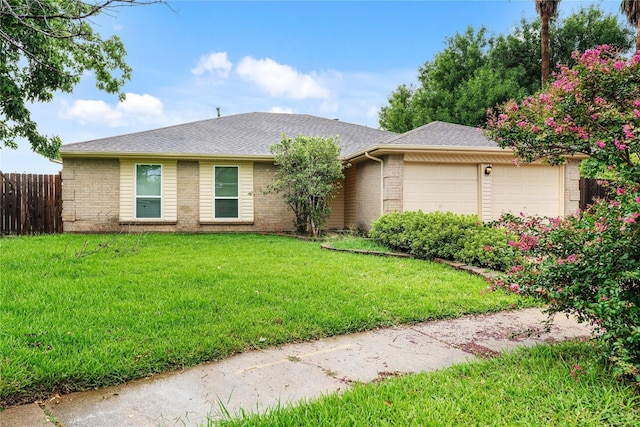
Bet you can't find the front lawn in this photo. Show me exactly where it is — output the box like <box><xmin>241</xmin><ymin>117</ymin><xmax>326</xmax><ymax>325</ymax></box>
<box><xmin>215</xmin><ymin>340</ymin><xmax>640</xmax><ymax>426</ymax></box>
<box><xmin>0</xmin><ymin>233</ymin><xmax>526</xmax><ymax>407</ymax></box>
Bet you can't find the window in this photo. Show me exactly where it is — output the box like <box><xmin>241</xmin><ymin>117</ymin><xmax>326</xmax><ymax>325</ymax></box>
<box><xmin>136</xmin><ymin>164</ymin><xmax>162</xmax><ymax>218</ymax></box>
<box><xmin>214</xmin><ymin>166</ymin><xmax>239</xmax><ymax>218</ymax></box>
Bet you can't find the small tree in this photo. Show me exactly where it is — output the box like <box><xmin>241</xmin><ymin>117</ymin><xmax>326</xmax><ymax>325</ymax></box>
<box><xmin>486</xmin><ymin>46</ymin><xmax>639</xmax><ymax>381</ymax></box>
<box><xmin>267</xmin><ymin>135</ymin><xmax>345</xmax><ymax>236</ymax></box>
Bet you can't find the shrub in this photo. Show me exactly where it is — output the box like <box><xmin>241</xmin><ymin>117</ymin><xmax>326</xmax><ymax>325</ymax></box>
<box><xmin>370</xmin><ymin>211</ymin><xmax>518</xmax><ymax>271</ymax></box>
<box><xmin>486</xmin><ymin>45</ymin><xmax>639</xmax><ymax>381</ymax></box>
<box><xmin>494</xmin><ymin>192</ymin><xmax>640</xmax><ymax>382</ymax></box>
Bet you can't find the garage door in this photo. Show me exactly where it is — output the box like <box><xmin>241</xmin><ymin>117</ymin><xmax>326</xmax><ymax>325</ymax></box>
<box><xmin>491</xmin><ymin>164</ymin><xmax>560</xmax><ymax>219</ymax></box>
<box><xmin>404</xmin><ymin>163</ymin><xmax>478</xmax><ymax>214</ymax></box>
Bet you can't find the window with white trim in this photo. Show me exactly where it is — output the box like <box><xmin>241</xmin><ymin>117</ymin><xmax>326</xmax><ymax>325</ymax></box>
<box><xmin>136</xmin><ymin>164</ymin><xmax>162</xmax><ymax>218</ymax></box>
<box><xmin>214</xmin><ymin>166</ymin><xmax>239</xmax><ymax>219</ymax></box>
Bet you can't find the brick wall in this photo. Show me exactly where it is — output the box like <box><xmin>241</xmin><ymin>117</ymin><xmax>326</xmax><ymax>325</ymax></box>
<box><xmin>177</xmin><ymin>161</ymin><xmax>199</xmax><ymax>230</ymax></box>
<box><xmin>62</xmin><ymin>158</ymin><xmax>120</xmax><ymax>232</ymax></box>
<box><xmin>564</xmin><ymin>158</ymin><xmax>581</xmax><ymax>215</ymax></box>
<box><xmin>251</xmin><ymin>162</ymin><xmax>296</xmax><ymax>232</ymax></box>
<box><xmin>354</xmin><ymin>159</ymin><xmax>381</xmax><ymax>231</ymax></box>
<box><xmin>62</xmin><ymin>158</ymin><xmax>297</xmax><ymax>233</ymax></box>
<box><xmin>383</xmin><ymin>154</ymin><xmax>403</xmax><ymax>214</ymax></box>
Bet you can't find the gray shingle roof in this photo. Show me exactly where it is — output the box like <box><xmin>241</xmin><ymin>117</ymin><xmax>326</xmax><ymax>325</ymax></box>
<box><xmin>60</xmin><ymin>114</ymin><xmax>499</xmax><ymax>159</ymax></box>
<box><xmin>382</xmin><ymin>121</ymin><xmax>498</xmax><ymax>148</ymax></box>
<box><xmin>60</xmin><ymin>112</ymin><xmax>396</xmax><ymax>158</ymax></box>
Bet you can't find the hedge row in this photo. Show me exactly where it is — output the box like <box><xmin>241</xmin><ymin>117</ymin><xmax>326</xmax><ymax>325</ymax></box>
<box><xmin>369</xmin><ymin>211</ymin><xmax>519</xmax><ymax>272</ymax></box>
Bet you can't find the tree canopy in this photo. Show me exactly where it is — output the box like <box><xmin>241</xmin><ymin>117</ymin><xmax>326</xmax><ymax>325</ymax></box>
<box><xmin>0</xmin><ymin>0</ymin><xmax>153</xmax><ymax>159</ymax></box>
<box><xmin>378</xmin><ymin>5</ymin><xmax>635</xmax><ymax>132</ymax></box>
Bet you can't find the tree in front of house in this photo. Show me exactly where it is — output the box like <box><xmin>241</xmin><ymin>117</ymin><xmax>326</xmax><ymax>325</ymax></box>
<box><xmin>485</xmin><ymin>46</ymin><xmax>639</xmax><ymax>381</ymax></box>
<box><xmin>0</xmin><ymin>0</ymin><xmax>156</xmax><ymax>159</ymax></box>
<box><xmin>268</xmin><ymin>135</ymin><xmax>345</xmax><ymax>236</ymax></box>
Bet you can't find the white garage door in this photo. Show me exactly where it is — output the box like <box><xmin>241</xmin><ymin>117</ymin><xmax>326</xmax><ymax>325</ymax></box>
<box><xmin>404</xmin><ymin>163</ymin><xmax>478</xmax><ymax>214</ymax></box>
<box><xmin>491</xmin><ymin>164</ymin><xmax>560</xmax><ymax>219</ymax></box>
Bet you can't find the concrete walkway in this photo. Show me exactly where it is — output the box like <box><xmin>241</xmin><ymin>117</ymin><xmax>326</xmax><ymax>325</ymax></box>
<box><xmin>0</xmin><ymin>308</ymin><xmax>591</xmax><ymax>427</ymax></box>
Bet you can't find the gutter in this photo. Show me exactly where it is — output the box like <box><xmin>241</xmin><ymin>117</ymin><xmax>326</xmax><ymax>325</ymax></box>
<box><xmin>365</xmin><ymin>151</ymin><xmax>384</xmax><ymax>217</ymax></box>
<box><xmin>59</xmin><ymin>152</ymin><xmax>275</xmax><ymax>161</ymax></box>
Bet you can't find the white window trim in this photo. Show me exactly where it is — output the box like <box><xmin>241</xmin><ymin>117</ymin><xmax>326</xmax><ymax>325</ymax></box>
<box><xmin>135</xmin><ymin>163</ymin><xmax>163</xmax><ymax>220</ymax></box>
<box><xmin>214</xmin><ymin>165</ymin><xmax>239</xmax><ymax>220</ymax></box>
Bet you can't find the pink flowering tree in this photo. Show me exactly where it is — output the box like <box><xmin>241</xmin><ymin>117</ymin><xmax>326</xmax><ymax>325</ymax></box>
<box><xmin>485</xmin><ymin>45</ymin><xmax>639</xmax><ymax>381</ymax></box>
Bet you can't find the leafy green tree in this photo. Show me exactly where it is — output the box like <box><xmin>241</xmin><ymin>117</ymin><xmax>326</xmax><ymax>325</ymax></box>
<box><xmin>535</xmin><ymin>0</ymin><xmax>561</xmax><ymax>86</ymax></box>
<box><xmin>267</xmin><ymin>135</ymin><xmax>345</xmax><ymax>236</ymax></box>
<box><xmin>486</xmin><ymin>46</ymin><xmax>640</xmax><ymax>381</ymax></box>
<box><xmin>621</xmin><ymin>0</ymin><xmax>640</xmax><ymax>52</ymax></box>
<box><xmin>378</xmin><ymin>84</ymin><xmax>415</xmax><ymax>133</ymax></box>
<box><xmin>379</xmin><ymin>5</ymin><xmax>634</xmax><ymax>131</ymax></box>
<box><xmin>1</xmin><ymin>0</ymin><xmax>153</xmax><ymax>159</ymax></box>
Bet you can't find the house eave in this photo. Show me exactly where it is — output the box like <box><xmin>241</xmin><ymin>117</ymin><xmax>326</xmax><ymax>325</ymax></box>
<box><xmin>345</xmin><ymin>144</ymin><xmax>589</xmax><ymax>162</ymax></box>
<box><xmin>59</xmin><ymin>151</ymin><xmax>276</xmax><ymax>162</ymax></box>
<box><xmin>345</xmin><ymin>144</ymin><xmax>508</xmax><ymax>161</ymax></box>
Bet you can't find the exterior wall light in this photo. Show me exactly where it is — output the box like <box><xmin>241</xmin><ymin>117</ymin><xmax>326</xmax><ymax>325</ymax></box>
<box><xmin>484</xmin><ymin>165</ymin><xmax>493</xmax><ymax>175</ymax></box>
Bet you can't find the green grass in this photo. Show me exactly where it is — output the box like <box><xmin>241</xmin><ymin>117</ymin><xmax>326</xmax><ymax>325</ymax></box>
<box><xmin>324</xmin><ymin>235</ymin><xmax>394</xmax><ymax>253</ymax></box>
<box><xmin>214</xmin><ymin>340</ymin><xmax>640</xmax><ymax>426</ymax></box>
<box><xmin>0</xmin><ymin>233</ymin><xmax>526</xmax><ymax>407</ymax></box>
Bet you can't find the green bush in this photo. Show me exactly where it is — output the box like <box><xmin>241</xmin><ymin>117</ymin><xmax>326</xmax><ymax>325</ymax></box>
<box><xmin>370</xmin><ymin>211</ymin><xmax>519</xmax><ymax>271</ymax></box>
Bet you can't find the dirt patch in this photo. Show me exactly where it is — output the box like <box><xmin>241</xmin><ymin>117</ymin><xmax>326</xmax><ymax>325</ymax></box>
<box><xmin>456</xmin><ymin>342</ymin><xmax>501</xmax><ymax>359</ymax></box>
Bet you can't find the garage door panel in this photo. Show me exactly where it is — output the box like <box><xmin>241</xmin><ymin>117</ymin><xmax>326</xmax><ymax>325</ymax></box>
<box><xmin>404</xmin><ymin>163</ymin><xmax>478</xmax><ymax>214</ymax></box>
<box><xmin>491</xmin><ymin>165</ymin><xmax>559</xmax><ymax>218</ymax></box>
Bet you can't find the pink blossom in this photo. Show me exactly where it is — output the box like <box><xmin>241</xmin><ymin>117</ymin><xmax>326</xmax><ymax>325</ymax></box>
<box><xmin>634</xmin><ymin>109</ymin><xmax>640</xmax><ymax>119</ymax></box>
<box><xmin>601</xmin><ymin>295</ymin><xmax>609</xmax><ymax>301</ymax></box>
<box><xmin>557</xmin><ymin>258</ymin><xmax>564</xmax><ymax>265</ymax></box>
<box><xmin>517</xmin><ymin>120</ymin><xmax>527</xmax><ymax>129</ymax></box>
<box><xmin>616</xmin><ymin>188</ymin><xmax>625</xmax><ymax>195</ymax></box>
<box><xmin>634</xmin><ymin>100</ymin><xmax>640</xmax><ymax>108</ymax></box>
<box><xmin>623</xmin><ymin>124</ymin><xmax>634</xmax><ymax>140</ymax></box>
<box><xmin>566</xmin><ymin>254</ymin><xmax>578</xmax><ymax>263</ymax></box>
<box><xmin>596</xmin><ymin>140</ymin><xmax>605</xmax><ymax>149</ymax></box>
<box><xmin>614</xmin><ymin>60</ymin><xmax>624</xmax><ymax>70</ymax></box>
<box><xmin>544</xmin><ymin>117</ymin><xmax>556</xmax><ymax>127</ymax></box>
<box><xmin>636</xmin><ymin>196</ymin><xmax>640</xmax><ymax>203</ymax></box>
<box><xmin>554</xmin><ymin>126</ymin><xmax>563</xmax><ymax>134</ymax></box>
<box><xmin>532</xmin><ymin>125</ymin><xmax>540</xmax><ymax>133</ymax></box>
<box><xmin>614</xmin><ymin>139</ymin><xmax>628</xmax><ymax>151</ymax></box>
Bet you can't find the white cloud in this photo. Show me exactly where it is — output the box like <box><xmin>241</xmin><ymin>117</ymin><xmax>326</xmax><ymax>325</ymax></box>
<box><xmin>270</xmin><ymin>106</ymin><xmax>294</xmax><ymax>114</ymax></box>
<box><xmin>60</xmin><ymin>93</ymin><xmax>164</xmax><ymax>127</ymax></box>
<box><xmin>119</xmin><ymin>93</ymin><xmax>164</xmax><ymax>116</ymax></box>
<box><xmin>236</xmin><ymin>56</ymin><xmax>330</xmax><ymax>99</ymax></box>
<box><xmin>192</xmin><ymin>52</ymin><xmax>232</xmax><ymax>78</ymax></box>
<box><xmin>61</xmin><ymin>99</ymin><xmax>123</xmax><ymax>126</ymax></box>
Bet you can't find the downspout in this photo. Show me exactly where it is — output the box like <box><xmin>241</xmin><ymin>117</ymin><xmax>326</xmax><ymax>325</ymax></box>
<box><xmin>365</xmin><ymin>151</ymin><xmax>384</xmax><ymax>216</ymax></box>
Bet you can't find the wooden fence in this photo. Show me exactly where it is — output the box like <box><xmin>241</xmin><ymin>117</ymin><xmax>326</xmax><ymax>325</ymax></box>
<box><xmin>1</xmin><ymin>172</ymin><xmax>63</xmax><ymax>235</ymax></box>
<box><xmin>579</xmin><ymin>177</ymin><xmax>608</xmax><ymax>210</ymax></box>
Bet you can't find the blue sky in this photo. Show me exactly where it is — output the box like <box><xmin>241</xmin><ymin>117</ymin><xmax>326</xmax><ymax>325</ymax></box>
<box><xmin>1</xmin><ymin>0</ymin><xmax>629</xmax><ymax>173</ymax></box>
